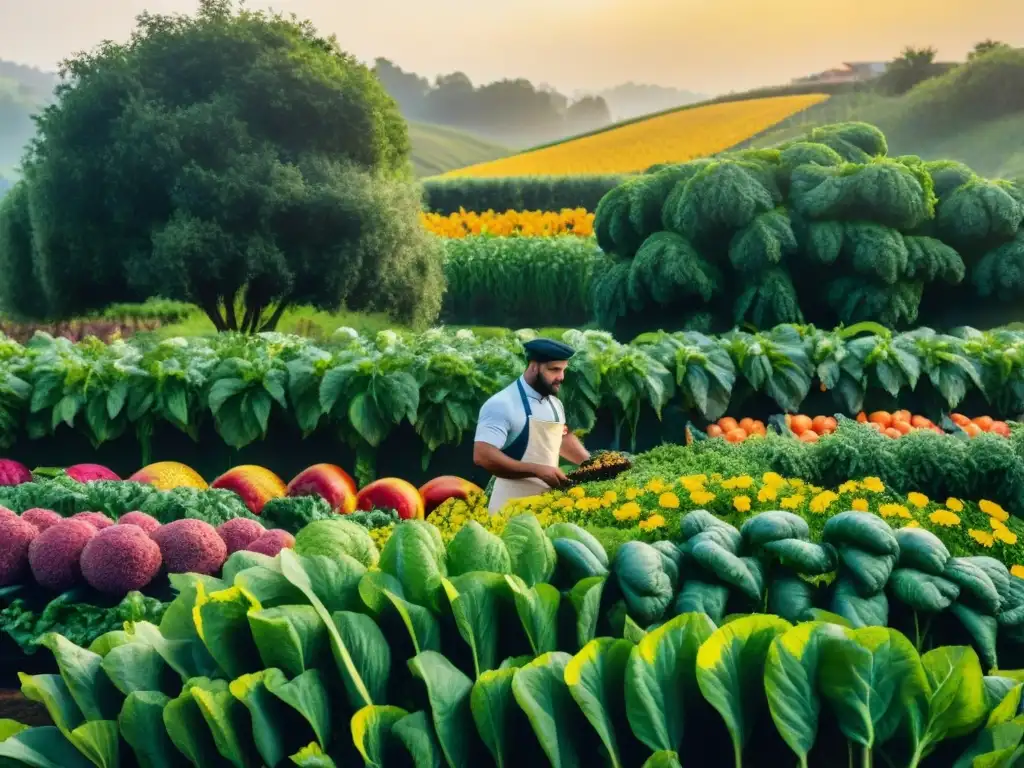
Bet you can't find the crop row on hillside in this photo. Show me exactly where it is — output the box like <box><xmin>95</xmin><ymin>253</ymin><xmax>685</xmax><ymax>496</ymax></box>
<box><xmin>440</xmin><ymin>94</ymin><xmax>829</xmax><ymax>177</ymax></box>
<box><xmin>422</xmin><ymin>208</ymin><xmax>593</xmax><ymax>238</ymax></box>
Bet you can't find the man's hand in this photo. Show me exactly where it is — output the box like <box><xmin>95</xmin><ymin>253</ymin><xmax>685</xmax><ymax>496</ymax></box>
<box><xmin>530</xmin><ymin>463</ymin><xmax>569</xmax><ymax>489</ymax></box>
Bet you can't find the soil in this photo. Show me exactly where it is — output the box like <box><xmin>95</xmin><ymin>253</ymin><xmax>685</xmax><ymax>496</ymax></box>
<box><xmin>0</xmin><ymin>688</ymin><xmax>49</xmax><ymax>726</ymax></box>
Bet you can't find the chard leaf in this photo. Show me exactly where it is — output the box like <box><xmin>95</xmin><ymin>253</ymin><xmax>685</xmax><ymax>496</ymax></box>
<box><xmin>118</xmin><ymin>691</ymin><xmax>186</xmax><ymax>768</ymax></box>
<box><xmin>351</xmin><ymin>705</ymin><xmax>409</xmax><ymax>768</ymax></box>
<box><xmin>511</xmin><ymin>652</ymin><xmax>582</xmax><ymax>768</ymax></box>
<box><xmin>409</xmin><ymin>650</ymin><xmax>483</xmax><ymax>768</ymax></box>
<box><xmin>565</xmin><ymin>637</ymin><xmax>636</xmax><ymax>768</ymax></box>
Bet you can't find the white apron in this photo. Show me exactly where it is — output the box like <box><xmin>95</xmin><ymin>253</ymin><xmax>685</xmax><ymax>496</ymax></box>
<box><xmin>488</xmin><ymin>415</ymin><xmax>564</xmax><ymax>514</ymax></box>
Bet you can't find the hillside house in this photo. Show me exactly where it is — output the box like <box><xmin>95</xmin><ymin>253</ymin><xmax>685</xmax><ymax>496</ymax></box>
<box><xmin>792</xmin><ymin>61</ymin><xmax>888</xmax><ymax>85</ymax></box>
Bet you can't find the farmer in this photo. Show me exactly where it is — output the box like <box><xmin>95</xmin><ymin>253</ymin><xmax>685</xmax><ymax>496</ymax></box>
<box><xmin>473</xmin><ymin>337</ymin><xmax>590</xmax><ymax>514</ymax></box>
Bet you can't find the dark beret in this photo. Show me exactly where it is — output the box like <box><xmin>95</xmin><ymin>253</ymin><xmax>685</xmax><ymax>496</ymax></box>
<box><xmin>524</xmin><ymin>338</ymin><xmax>576</xmax><ymax>362</ymax></box>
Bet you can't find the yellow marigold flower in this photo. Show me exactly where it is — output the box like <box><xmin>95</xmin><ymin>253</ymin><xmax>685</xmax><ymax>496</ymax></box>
<box><xmin>625</xmin><ymin>488</ymin><xmax>642</xmax><ymax>501</ymax></box>
<box><xmin>722</xmin><ymin>475</ymin><xmax>754</xmax><ymax>490</ymax></box>
<box><xmin>945</xmin><ymin>498</ymin><xmax>965</xmax><ymax>513</ymax></box>
<box><xmin>602</xmin><ymin>491</ymin><xmax>618</xmax><ymax>505</ymax></box>
<box><xmin>568</xmin><ymin>486</ymin><xmax>586</xmax><ymax>499</ymax></box>
<box><xmin>733</xmin><ymin>495</ymin><xmax>751</xmax><ymax>513</ymax></box>
<box><xmin>555</xmin><ymin>498</ymin><xmax>574</xmax><ymax>510</ymax></box>
<box><xmin>762</xmin><ymin>472</ymin><xmax>786</xmax><ymax>488</ymax></box>
<box><xmin>758</xmin><ymin>486</ymin><xmax>778</xmax><ymax>503</ymax></box>
<box><xmin>995</xmin><ymin>527</ymin><xmax>1018</xmax><ymax>545</ymax></box>
<box><xmin>980</xmin><ymin>500</ymin><xmax>1010</xmax><ymax>522</ymax></box>
<box><xmin>659</xmin><ymin>492</ymin><xmax>680</xmax><ymax>509</ymax></box>
<box><xmin>781</xmin><ymin>494</ymin><xmax>805</xmax><ymax>510</ymax></box>
<box><xmin>646</xmin><ymin>478</ymin><xmax>668</xmax><ymax>494</ymax></box>
<box><xmin>789</xmin><ymin>478</ymin><xmax>805</xmax><ymax>488</ymax></box>
<box><xmin>838</xmin><ymin>480</ymin><xmax>860</xmax><ymax>494</ymax></box>
<box><xmin>1012</xmin><ymin>565</ymin><xmax>1024</xmax><ymax>579</ymax></box>
<box><xmin>680</xmin><ymin>474</ymin><xmax>708</xmax><ymax>491</ymax></box>
<box><xmin>969</xmin><ymin>529</ymin><xmax>996</xmax><ymax>548</ymax></box>
<box><xmin>929</xmin><ymin>509</ymin><xmax>961</xmax><ymax>527</ymax></box>
<box><xmin>904</xmin><ymin>521</ymin><xmax>921</xmax><ymax>528</ymax></box>
<box><xmin>907</xmin><ymin>492</ymin><xmax>930</xmax><ymax>509</ymax></box>
<box><xmin>862</xmin><ymin>477</ymin><xmax>885</xmax><ymax>493</ymax></box>
<box><xmin>614</xmin><ymin>502</ymin><xmax>642</xmax><ymax>522</ymax></box>
<box><xmin>851</xmin><ymin>498</ymin><xmax>869</xmax><ymax>512</ymax></box>
<box><xmin>639</xmin><ymin>514</ymin><xmax>666</xmax><ymax>531</ymax></box>
<box><xmin>690</xmin><ymin>490</ymin><xmax>716</xmax><ymax>506</ymax></box>
<box><xmin>710</xmin><ymin>473</ymin><xmax>724</xmax><ymax>483</ymax></box>
<box><xmin>810</xmin><ymin>491</ymin><xmax>839</xmax><ymax>514</ymax></box>
<box><xmin>879</xmin><ymin>503</ymin><xmax>909</xmax><ymax>519</ymax></box>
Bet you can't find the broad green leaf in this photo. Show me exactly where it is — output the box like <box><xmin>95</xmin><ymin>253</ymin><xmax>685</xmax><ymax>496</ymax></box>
<box><xmin>298</xmin><ymin>553</ymin><xmax>368</xmax><ymax>615</ymax></box>
<box><xmin>0</xmin><ymin>725</ymin><xmax>95</xmax><ymax>768</ymax></box>
<box><xmin>511</xmin><ymin>652</ymin><xmax>580</xmax><ymax>768</ymax></box>
<box><xmin>331</xmin><ymin>611</ymin><xmax>391</xmax><ymax>706</ymax></box>
<box><xmin>506</xmin><ymin>575</ymin><xmax>560</xmax><ymax>656</ymax></box>
<box><xmin>765</xmin><ymin>621</ymin><xmax>834</xmax><ymax>767</ymax></box>
<box><xmin>623</xmin><ymin>616</ymin><xmax>647</xmax><ymax>644</ymax></box>
<box><xmin>392</xmin><ymin>711</ymin><xmax>443</xmax><ymax>768</ymax></box>
<box><xmin>192</xmin><ymin>585</ymin><xmax>262</xmax><ymax>679</ymax></box>
<box><xmin>190</xmin><ymin>679</ymin><xmax>256</xmax><ymax>768</ymax></box>
<box><xmin>568</xmin><ymin>577</ymin><xmax>606</xmax><ymax>651</ymax></box>
<box><xmin>408</xmin><ymin>651</ymin><xmax>482</xmax><ymax>768</ymax></box>
<box><xmin>279</xmin><ymin>549</ymin><xmax>375</xmax><ymax>709</ymax></box>
<box><xmin>625</xmin><ymin>612</ymin><xmax>716</xmax><ymax>754</ymax></box>
<box><xmin>349</xmin><ymin>392</ymin><xmax>390</xmax><ymax>447</ymax></box>
<box><xmin>953</xmin><ymin>719</ymin><xmax>1024</xmax><ymax>768</ymax></box>
<box><xmin>382</xmin><ymin>590</ymin><xmax>441</xmax><ymax>655</ymax></box>
<box><xmin>351</xmin><ymin>705</ymin><xmax>409</xmax><ymax>768</ymax></box>
<box><xmin>358</xmin><ymin>571</ymin><xmax>404</xmax><ymax>615</ymax></box>
<box><xmin>228</xmin><ymin>672</ymin><xmax>291</xmax><ymax>768</ymax></box>
<box><xmin>102</xmin><ymin>641</ymin><xmax>170</xmax><ymax>695</ymax></box>
<box><xmin>471</xmin><ymin>668</ymin><xmax>518</xmax><ymax>768</ymax></box>
<box><xmin>379</xmin><ymin>521</ymin><xmax>447</xmax><ymax>610</ymax></box>
<box><xmin>695</xmin><ymin>614</ymin><xmax>792</xmax><ymax>766</ymax></box>
<box><xmin>18</xmin><ymin>672</ymin><xmax>84</xmax><ymax>736</ymax></box>
<box><xmin>907</xmin><ymin>646</ymin><xmax>988</xmax><ymax>764</ymax></box>
<box><xmin>987</xmin><ymin>685</ymin><xmax>1024</xmax><ymax>727</ymax></box>
<box><xmin>565</xmin><ymin>638</ymin><xmax>635</xmax><ymax>768</ymax></box>
<box><xmin>67</xmin><ymin>721</ymin><xmax>120</xmax><ymax>768</ymax></box>
<box><xmin>641</xmin><ymin>752</ymin><xmax>683</xmax><ymax>768</ymax></box>
<box><xmin>118</xmin><ymin>691</ymin><xmax>185</xmax><ymax>768</ymax></box>
<box><xmin>818</xmin><ymin>626</ymin><xmax>928</xmax><ymax>751</ymax></box>
<box><xmin>0</xmin><ymin>719</ymin><xmax>28</xmax><ymax>740</ymax></box>
<box><xmin>232</xmin><ymin>564</ymin><xmax>304</xmax><ymax>607</ymax></box>
<box><xmin>290</xmin><ymin>741</ymin><xmax>338</xmax><ymax>767</ymax></box>
<box><xmin>40</xmin><ymin>633</ymin><xmax>122</xmax><ymax>721</ymax></box>
<box><xmin>264</xmin><ymin>668</ymin><xmax>333</xmax><ymax>749</ymax></box>
<box><xmin>502</xmin><ymin>515</ymin><xmax>556</xmax><ymax>587</ymax></box>
<box><xmin>442</xmin><ymin>573</ymin><xmax>507</xmax><ymax>678</ymax></box>
<box><xmin>163</xmin><ymin>683</ymin><xmax>232</xmax><ymax>768</ymax></box>
<box><xmin>248</xmin><ymin>605</ymin><xmax>328</xmax><ymax>678</ymax></box>
<box><xmin>130</xmin><ymin>621</ymin><xmax>220</xmax><ymax>683</ymax></box>
<box><xmin>447</xmin><ymin>521</ymin><xmax>512</xmax><ymax>576</ymax></box>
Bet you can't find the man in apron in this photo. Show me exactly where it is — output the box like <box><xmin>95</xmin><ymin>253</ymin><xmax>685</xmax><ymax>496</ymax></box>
<box><xmin>473</xmin><ymin>338</ymin><xmax>590</xmax><ymax>514</ymax></box>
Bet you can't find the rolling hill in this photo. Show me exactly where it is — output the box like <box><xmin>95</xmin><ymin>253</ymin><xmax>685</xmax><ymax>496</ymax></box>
<box><xmin>407</xmin><ymin>122</ymin><xmax>510</xmax><ymax>177</ymax></box>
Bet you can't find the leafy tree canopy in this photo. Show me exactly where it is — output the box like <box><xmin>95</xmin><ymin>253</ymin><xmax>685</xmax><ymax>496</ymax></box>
<box><xmin>9</xmin><ymin>0</ymin><xmax>442</xmax><ymax>331</ymax></box>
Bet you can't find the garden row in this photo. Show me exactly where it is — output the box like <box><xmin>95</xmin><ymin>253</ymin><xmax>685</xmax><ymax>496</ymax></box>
<box><xmin>4</xmin><ymin>514</ymin><xmax>1024</xmax><ymax>767</ymax></box>
<box><xmin>0</xmin><ymin>325</ymin><xmax>1022</xmax><ymax>481</ymax></box>
<box><xmin>432</xmin><ymin>122</ymin><xmax>1024</xmax><ymax>334</ymax></box>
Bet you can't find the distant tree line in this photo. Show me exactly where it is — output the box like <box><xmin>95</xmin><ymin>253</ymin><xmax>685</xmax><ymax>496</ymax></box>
<box><xmin>373</xmin><ymin>58</ymin><xmax>613</xmax><ymax>146</ymax></box>
<box><xmin>878</xmin><ymin>40</ymin><xmax>1015</xmax><ymax>95</ymax></box>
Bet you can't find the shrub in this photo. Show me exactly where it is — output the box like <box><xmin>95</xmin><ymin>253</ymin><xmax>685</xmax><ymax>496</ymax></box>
<box><xmin>422</xmin><ymin>175</ymin><xmax>626</xmax><ymax>214</ymax></box>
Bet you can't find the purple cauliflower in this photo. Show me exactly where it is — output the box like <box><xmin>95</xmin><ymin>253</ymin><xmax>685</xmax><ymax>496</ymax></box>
<box><xmin>80</xmin><ymin>525</ymin><xmax>162</xmax><ymax>595</ymax></box>
<box><xmin>0</xmin><ymin>517</ymin><xmax>39</xmax><ymax>585</ymax></box>
<box><xmin>70</xmin><ymin>512</ymin><xmax>115</xmax><ymax>530</ymax></box>
<box><xmin>28</xmin><ymin>519</ymin><xmax>97</xmax><ymax>591</ymax></box>
<box><xmin>245</xmin><ymin>529</ymin><xmax>296</xmax><ymax>557</ymax></box>
<box><xmin>20</xmin><ymin>508</ymin><xmax>63</xmax><ymax>532</ymax></box>
<box><xmin>152</xmin><ymin>519</ymin><xmax>227</xmax><ymax>575</ymax></box>
<box><xmin>216</xmin><ymin>518</ymin><xmax>266</xmax><ymax>554</ymax></box>
<box><xmin>117</xmin><ymin>511</ymin><xmax>162</xmax><ymax>535</ymax></box>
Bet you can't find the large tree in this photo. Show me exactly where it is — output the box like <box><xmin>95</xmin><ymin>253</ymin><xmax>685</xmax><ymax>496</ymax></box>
<box><xmin>11</xmin><ymin>0</ymin><xmax>443</xmax><ymax>331</ymax></box>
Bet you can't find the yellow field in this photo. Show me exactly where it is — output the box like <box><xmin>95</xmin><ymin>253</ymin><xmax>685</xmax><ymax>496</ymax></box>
<box><xmin>421</xmin><ymin>208</ymin><xmax>593</xmax><ymax>237</ymax></box>
<box><xmin>439</xmin><ymin>94</ymin><xmax>830</xmax><ymax>178</ymax></box>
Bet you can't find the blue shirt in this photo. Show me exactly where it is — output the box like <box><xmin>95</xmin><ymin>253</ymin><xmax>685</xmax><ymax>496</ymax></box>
<box><xmin>474</xmin><ymin>376</ymin><xmax>565</xmax><ymax>451</ymax></box>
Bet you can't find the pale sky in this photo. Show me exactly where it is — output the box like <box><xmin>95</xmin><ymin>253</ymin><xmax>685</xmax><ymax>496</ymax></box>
<box><xmin>0</xmin><ymin>0</ymin><xmax>1022</xmax><ymax>94</ymax></box>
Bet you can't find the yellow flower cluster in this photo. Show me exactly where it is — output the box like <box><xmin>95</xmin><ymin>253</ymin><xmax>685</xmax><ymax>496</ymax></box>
<box><xmin>439</xmin><ymin>94</ymin><xmax>830</xmax><ymax>177</ymax></box>
<box><xmin>420</xmin><ymin>208</ymin><xmax>594</xmax><ymax>238</ymax></box>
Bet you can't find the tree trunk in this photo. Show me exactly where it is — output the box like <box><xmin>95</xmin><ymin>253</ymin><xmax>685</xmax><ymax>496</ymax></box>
<box><xmin>200</xmin><ymin>299</ymin><xmax>227</xmax><ymax>332</ymax></box>
<box><xmin>259</xmin><ymin>300</ymin><xmax>290</xmax><ymax>332</ymax></box>
<box><xmin>224</xmin><ymin>291</ymin><xmax>238</xmax><ymax>331</ymax></box>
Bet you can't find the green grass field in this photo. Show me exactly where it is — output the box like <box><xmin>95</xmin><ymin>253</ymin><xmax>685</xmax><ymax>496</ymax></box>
<box><xmin>408</xmin><ymin>122</ymin><xmax>510</xmax><ymax>177</ymax></box>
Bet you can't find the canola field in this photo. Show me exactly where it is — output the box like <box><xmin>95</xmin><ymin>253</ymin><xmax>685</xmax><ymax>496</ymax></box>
<box><xmin>439</xmin><ymin>93</ymin><xmax>830</xmax><ymax>177</ymax></box>
<box><xmin>420</xmin><ymin>207</ymin><xmax>594</xmax><ymax>237</ymax></box>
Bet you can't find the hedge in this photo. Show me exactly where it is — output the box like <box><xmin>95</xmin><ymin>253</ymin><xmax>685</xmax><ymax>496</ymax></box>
<box><xmin>422</xmin><ymin>174</ymin><xmax>626</xmax><ymax>214</ymax></box>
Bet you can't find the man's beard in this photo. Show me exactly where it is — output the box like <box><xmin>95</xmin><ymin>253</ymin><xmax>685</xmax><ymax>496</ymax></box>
<box><xmin>535</xmin><ymin>376</ymin><xmax>559</xmax><ymax>397</ymax></box>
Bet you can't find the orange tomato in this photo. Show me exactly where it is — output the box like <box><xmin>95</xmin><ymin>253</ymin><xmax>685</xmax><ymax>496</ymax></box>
<box><xmin>892</xmin><ymin>420</ymin><xmax>913</xmax><ymax>435</ymax></box>
<box><xmin>856</xmin><ymin>412</ymin><xmax>868</xmax><ymax>423</ymax></box>
<box><xmin>811</xmin><ymin>415</ymin><xmax>838</xmax><ymax>435</ymax></box>
<box><xmin>790</xmin><ymin>414</ymin><xmax>813</xmax><ymax>435</ymax></box>
<box><xmin>750</xmin><ymin>420</ymin><xmax>767</xmax><ymax>436</ymax></box>
<box><xmin>867</xmin><ymin>422</ymin><xmax>884</xmax><ymax>432</ymax></box>
<box><xmin>718</xmin><ymin>417</ymin><xmax>739</xmax><ymax>433</ymax></box>
<box><xmin>951</xmin><ymin>413</ymin><xmax>971</xmax><ymax>427</ymax></box>
<box><xmin>883</xmin><ymin>427</ymin><xmax>902</xmax><ymax>439</ymax></box>
<box><xmin>707</xmin><ymin>424</ymin><xmax>724</xmax><ymax>438</ymax></box>
<box><xmin>892</xmin><ymin>410</ymin><xmax>912</xmax><ymax>424</ymax></box>
<box><xmin>798</xmin><ymin>430</ymin><xmax>819</xmax><ymax>443</ymax></box>
<box><xmin>725</xmin><ymin>428</ymin><xmax>748</xmax><ymax>443</ymax></box>
<box><xmin>963</xmin><ymin>423</ymin><xmax>982</xmax><ymax>438</ymax></box>
<box><xmin>739</xmin><ymin>417</ymin><xmax>756</xmax><ymax>434</ymax></box>
<box><xmin>911</xmin><ymin>415</ymin><xmax>932</xmax><ymax>429</ymax></box>
<box><xmin>991</xmin><ymin>421</ymin><xmax>1011</xmax><ymax>437</ymax></box>
<box><xmin>869</xmin><ymin>411</ymin><xmax>892</xmax><ymax>428</ymax></box>
<box><xmin>972</xmin><ymin>416</ymin><xmax>994</xmax><ymax>432</ymax></box>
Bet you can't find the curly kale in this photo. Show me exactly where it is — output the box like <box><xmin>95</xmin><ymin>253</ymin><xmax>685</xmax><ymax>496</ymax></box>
<box><xmin>347</xmin><ymin>508</ymin><xmax>401</xmax><ymax>530</ymax></box>
<box><xmin>259</xmin><ymin>496</ymin><xmax>336</xmax><ymax>533</ymax></box>
<box><xmin>140</xmin><ymin>487</ymin><xmax>256</xmax><ymax>526</ymax></box>
<box><xmin>0</xmin><ymin>591</ymin><xmax>168</xmax><ymax>653</ymax></box>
